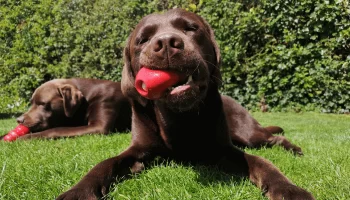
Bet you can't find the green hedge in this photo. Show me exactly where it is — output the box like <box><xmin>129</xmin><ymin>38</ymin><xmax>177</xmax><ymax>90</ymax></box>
<box><xmin>203</xmin><ymin>0</ymin><xmax>350</xmax><ymax>113</ymax></box>
<box><xmin>1</xmin><ymin>0</ymin><xmax>349</xmax><ymax>114</ymax></box>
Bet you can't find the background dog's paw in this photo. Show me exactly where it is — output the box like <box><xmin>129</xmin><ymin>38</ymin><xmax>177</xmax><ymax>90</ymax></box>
<box><xmin>292</xmin><ymin>146</ymin><xmax>303</xmax><ymax>156</ymax></box>
<box><xmin>267</xmin><ymin>183</ymin><xmax>314</xmax><ymax>200</ymax></box>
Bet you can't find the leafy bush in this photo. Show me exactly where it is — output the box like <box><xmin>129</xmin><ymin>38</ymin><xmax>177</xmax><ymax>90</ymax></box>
<box><xmin>199</xmin><ymin>0</ymin><xmax>350</xmax><ymax>113</ymax></box>
<box><xmin>0</xmin><ymin>0</ymin><xmax>349</xmax><ymax>114</ymax></box>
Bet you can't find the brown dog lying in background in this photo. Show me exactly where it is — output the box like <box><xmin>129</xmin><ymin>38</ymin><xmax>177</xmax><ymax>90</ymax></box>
<box><xmin>57</xmin><ymin>9</ymin><xmax>313</xmax><ymax>200</ymax></box>
<box><xmin>0</xmin><ymin>78</ymin><xmax>131</xmax><ymax>140</ymax></box>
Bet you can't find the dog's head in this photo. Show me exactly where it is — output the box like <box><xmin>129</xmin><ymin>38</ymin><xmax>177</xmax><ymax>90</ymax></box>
<box><xmin>16</xmin><ymin>79</ymin><xmax>83</xmax><ymax>132</ymax></box>
<box><xmin>121</xmin><ymin>8</ymin><xmax>221</xmax><ymax>112</ymax></box>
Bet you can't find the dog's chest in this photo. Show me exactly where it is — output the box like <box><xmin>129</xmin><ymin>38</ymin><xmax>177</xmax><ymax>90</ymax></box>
<box><xmin>156</xmin><ymin>109</ymin><xmax>223</xmax><ymax>156</ymax></box>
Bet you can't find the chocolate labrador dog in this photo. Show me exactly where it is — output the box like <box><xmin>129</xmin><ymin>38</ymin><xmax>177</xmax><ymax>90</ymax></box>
<box><xmin>57</xmin><ymin>9</ymin><xmax>314</xmax><ymax>200</ymax></box>
<box><xmin>0</xmin><ymin>78</ymin><xmax>131</xmax><ymax>140</ymax></box>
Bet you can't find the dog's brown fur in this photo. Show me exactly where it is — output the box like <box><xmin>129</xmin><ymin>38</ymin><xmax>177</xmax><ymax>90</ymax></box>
<box><xmin>1</xmin><ymin>78</ymin><xmax>131</xmax><ymax>140</ymax></box>
<box><xmin>57</xmin><ymin>9</ymin><xmax>314</xmax><ymax>200</ymax></box>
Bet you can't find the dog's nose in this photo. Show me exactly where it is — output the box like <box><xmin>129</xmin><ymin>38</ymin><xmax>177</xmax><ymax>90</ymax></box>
<box><xmin>152</xmin><ymin>33</ymin><xmax>184</xmax><ymax>58</ymax></box>
<box><xmin>16</xmin><ymin>116</ymin><xmax>24</xmax><ymax>124</ymax></box>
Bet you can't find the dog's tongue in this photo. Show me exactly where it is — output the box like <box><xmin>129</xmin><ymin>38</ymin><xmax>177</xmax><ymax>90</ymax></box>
<box><xmin>135</xmin><ymin>67</ymin><xmax>181</xmax><ymax>99</ymax></box>
<box><xmin>2</xmin><ymin>124</ymin><xmax>30</xmax><ymax>142</ymax></box>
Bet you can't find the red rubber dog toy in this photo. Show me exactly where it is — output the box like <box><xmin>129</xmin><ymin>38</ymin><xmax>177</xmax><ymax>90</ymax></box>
<box><xmin>135</xmin><ymin>67</ymin><xmax>180</xmax><ymax>99</ymax></box>
<box><xmin>3</xmin><ymin>124</ymin><xmax>30</xmax><ymax>142</ymax></box>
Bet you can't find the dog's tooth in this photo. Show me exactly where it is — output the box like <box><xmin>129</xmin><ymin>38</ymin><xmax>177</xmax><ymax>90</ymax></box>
<box><xmin>187</xmin><ymin>75</ymin><xmax>193</xmax><ymax>83</ymax></box>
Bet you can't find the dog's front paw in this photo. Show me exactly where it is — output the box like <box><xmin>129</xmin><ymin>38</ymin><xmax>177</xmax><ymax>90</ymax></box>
<box><xmin>56</xmin><ymin>188</ymin><xmax>100</xmax><ymax>200</ymax></box>
<box><xmin>267</xmin><ymin>183</ymin><xmax>314</xmax><ymax>200</ymax></box>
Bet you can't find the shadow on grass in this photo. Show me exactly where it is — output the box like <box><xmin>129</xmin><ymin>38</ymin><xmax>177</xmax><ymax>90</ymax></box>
<box><xmin>108</xmin><ymin>158</ymin><xmax>249</xmax><ymax>199</ymax></box>
<box><xmin>192</xmin><ymin>164</ymin><xmax>244</xmax><ymax>186</ymax></box>
<box><xmin>0</xmin><ymin>113</ymin><xmax>22</xmax><ymax>119</ymax></box>
<box><xmin>148</xmin><ymin>158</ymin><xmax>245</xmax><ymax>187</ymax></box>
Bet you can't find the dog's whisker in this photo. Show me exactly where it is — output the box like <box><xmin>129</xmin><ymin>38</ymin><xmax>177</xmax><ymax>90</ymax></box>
<box><xmin>203</xmin><ymin>59</ymin><xmax>218</xmax><ymax>68</ymax></box>
<box><xmin>211</xmin><ymin>75</ymin><xmax>224</xmax><ymax>84</ymax></box>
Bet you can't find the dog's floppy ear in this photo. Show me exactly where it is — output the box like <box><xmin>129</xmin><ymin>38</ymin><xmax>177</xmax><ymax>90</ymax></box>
<box><xmin>210</xmin><ymin>30</ymin><xmax>222</xmax><ymax>87</ymax></box>
<box><xmin>58</xmin><ymin>84</ymin><xmax>83</xmax><ymax>117</ymax></box>
<box><xmin>203</xmin><ymin>19</ymin><xmax>222</xmax><ymax>87</ymax></box>
<box><xmin>121</xmin><ymin>36</ymin><xmax>148</xmax><ymax>106</ymax></box>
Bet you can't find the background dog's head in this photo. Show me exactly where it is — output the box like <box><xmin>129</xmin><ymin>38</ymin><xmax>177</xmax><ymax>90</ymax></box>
<box><xmin>16</xmin><ymin>79</ymin><xmax>83</xmax><ymax>132</ymax></box>
<box><xmin>121</xmin><ymin>8</ymin><xmax>221</xmax><ymax>112</ymax></box>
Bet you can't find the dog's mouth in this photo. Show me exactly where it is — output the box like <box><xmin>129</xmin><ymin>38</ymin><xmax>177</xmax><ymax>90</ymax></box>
<box><xmin>135</xmin><ymin>65</ymin><xmax>207</xmax><ymax>111</ymax></box>
<box><xmin>165</xmin><ymin>72</ymin><xmax>203</xmax><ymax>112</ymax></box>
<box><xmin>20</xmin><ymin>121</ymin><xmax>45</xmax><ymax>133</ymax></box>
<box><xmin>168</xmin><ymin>74</ymin><xmax>194</xmax><ymax>95</ymax></box>
<box><xmin>21</xmin><ymin>124</ymin><xmax>37</xmax><ymax>133</ymax></box>
<box><xmin>135</xmin><ymin>66</ymin><xmax>201</xmax><ymax>99</ymax></box>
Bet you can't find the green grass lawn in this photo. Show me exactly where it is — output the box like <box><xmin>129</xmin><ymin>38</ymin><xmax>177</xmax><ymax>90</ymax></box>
<box><xmin>0</xmin><ymin>112</ymin><xmax>349</xmax><ymax>200</ymax></box>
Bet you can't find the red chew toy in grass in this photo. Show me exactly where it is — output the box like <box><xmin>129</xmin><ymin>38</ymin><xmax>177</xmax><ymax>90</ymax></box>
<box><xmin>2</xmin><ymin>124</ymin><xmax>30</xmax><ymax>142</ymax></box>
<box><xmin>135</xmin><ymin>67</ymin><xmax>180</xmax><ymax>99</ymax></box>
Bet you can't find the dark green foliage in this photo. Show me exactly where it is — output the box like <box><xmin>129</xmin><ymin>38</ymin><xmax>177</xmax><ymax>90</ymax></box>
<box><xmin>199</xmin><ymin>0</ymin><xmax>350</xmax><ymax>113</ymax></box>
<box><xmin>1</xmin><ymin>0</ymin><xmax>349</xmax><ymax>113</ymax></box>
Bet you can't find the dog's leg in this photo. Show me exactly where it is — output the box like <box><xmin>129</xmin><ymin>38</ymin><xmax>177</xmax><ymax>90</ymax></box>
<box><xmin>264</xmin><ymin>126</ymin><xmax>303</xmax><ymax>155</ymax></box>
<box><xmin>219</xmin><ymin>146</ymin><xmax>314</xmax><ymax>200</ymax></box>
<box><xmin>244</xmin><ymin>128</ymin><xmax>303</xmax><ymax>155</ymax></box>
<box><xmin>18</xmin><ymin>124</ymin><xmax>112</xmax><ymax>140</ymax></box>
<box><xmin>267</xmin><ymin>135</ymin><xmax>303</xmax><ymax>155</ymax></box>
<box><xmin>56</xmin><ymin>146</ymin><xmax>147</xmax><ymax>200</ymax></box>
<box><xmin>264</xmin><ymin>126</ymin><xmax>284</xmax><ymax>135</ymax></box>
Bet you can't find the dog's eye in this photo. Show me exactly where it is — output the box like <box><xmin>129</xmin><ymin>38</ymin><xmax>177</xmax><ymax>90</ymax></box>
<box><xmin>37</xmin><ymin>102</ymin><xmax>46</xmax><ymax>106</ymax></box>
<box><xmin>137</xmin><ymin>37</ymin><xmax>149</xmax><ymax>45</ymax></box>
<box><xmin>37</xmin><ymin>102</ymin><xmax>50</xmax><ymax>109</ymax></box>
<box><xmin>137</xmin><ymin>25</ymin><xmax>157</xmax><ymax>45</ymax></box>
<box><xmin>184</xmin><ymin>24</ymin><xmax>198</xmax><ymax>33</ymax></box>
